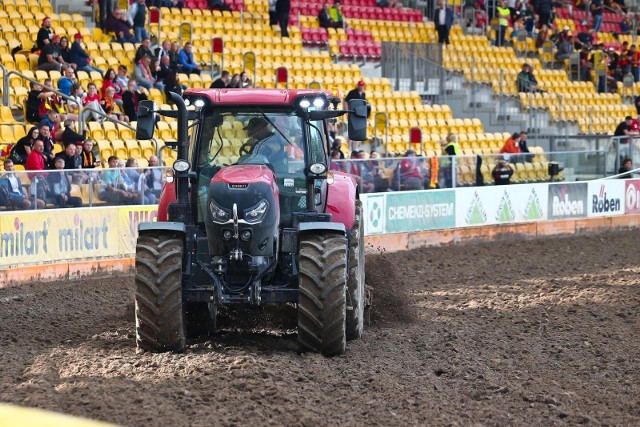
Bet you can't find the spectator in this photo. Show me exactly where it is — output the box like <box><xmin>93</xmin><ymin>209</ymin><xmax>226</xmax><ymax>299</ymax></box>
<box><xmin>101</xmin><ymin>68</ymin><xmax>124</xmax><ymax>106</ymax></box>
<box><xmin>38</xmin><ymin>34</ymin><xmax>71</xmax><ymax>72</ymax></box>
<box><xmin>85</xmin><ymin>82</ymin><xmax>108</xmax><ymax>121</ymax></box>
<box><xmin>54</xmin><ymin>142</ymin><xmax>82</xmax><ymax>171</ymax></box>
<box><xmin>434</xmin><ymin>0</ymin><xmax>454</xmax><ymax>45</ymax></box>
<box><xmin>97</xmin><ymin>0</ymin><xmax>115</xmax><ymax>31</ymax></box>
<box><xmin>155</xmin><ymin>39</ymin><xmax>171</xmax><ymax>61</ymax></box>
<box><xmin>618</xmin><ymin>157</ymin><xmax>633</xmax><ymax>178</ymax></box>
<box><xmin>101</xmin><ymin>87</ymin><xmax>130</xmax><ymax>122</ymax></box>
<box><xmin>210</xmin><ymin>70</ymin><xmax>230</xmax><ymax>88</ymax></box>
<box><xmin>500</xmin><ymin>132</ymin><xmax>522</xmax><ymax>162</ymax></box>
<box><xmin>26</xmin><ymin>81</ymin><xmax>51</xmax><ymax>124</ymax></box>
<box><xmin>516</xmin><ymin>63</ymin><xmax>539</xmax><ymax>92</ymax></box>
<box><xmin>146</xmin><ymin>155</ymin><xmax>164</xmax><ymax>198</ymax></box>
<box><xmin>591</xmin><ymin>0</ymin><xmax>603</xmax><ymax>33</ymax></box>
<box><xmin>495</xmin><ymin>0</ymin><xmax>510</xmax><ymax>47</ymax></box>
<box><xmin>344</xmin><ymin>80</ymin><xmax>366</xmax><ymax>109</ymax></box>
<box><xmin>239</xmin><ymin>71</ymin><xmax>252</xmax><ymax>88</ymax></box>
<box><xmin>330</xmin><ymin>149</ymin><xmax>343</xmax><ymax>171</ymax></box>
<box><xmin>122</xmin><ymin>80</ymin><xmax>149</xmax><ymax>122</ymax></box>
<box><xmin>69</xmin><ymin>33</ymin><xmax>103</xmax><ymax>75</ymax></box>
<box><xmin>208</xmin><ymin>0</ymin><xmax>232</xmax><ymax>11</ymax></box>
<box><xmin>156</xmin><ymin>54</ymin><xmax>174</xmax><ymax>87</ymax></box>
<box><xmin>0</xmin><ymin>159</ymin><xmax>33</xmax><ymax>209</ymax></box>
<box><xmin>442</xmin><ymin>132</ymin><xmax>461</xmax><ymax>155</ymax></box>
<box><xmin>67</xmin><ymin>83</ymin><xmax>93</xmax><ymax>123</ymax></box>
<box><xmin>35</xmin><ymin>123</ymin><xmax>56</xmax><ymax>167</ymax></box>
<box><xmin>555</xmin><ymin>34</ymin><xmax>574</xmax><ymax>63</ymax></box>
<box><xmin>392</xmin><ymin>149</ymin><xmax>424</xmax><ymax>190</ymax></box>
<box><xmin>268</xmin><ymin>0</ymin><xmax>277</xmax><ymax>25</ymax></box>
<box><xmin>349</xmin><ymin>150</ymin><xmax>375</xmax><ymax>193</ymax></box>
<box><xmin>80</xmin><ymin>139</ymin><xmax>101</xmax><ymax>169</ymax></box>
<box><xmin>59</xmin><ymin>36</ymin><xmax>72</xmax><ymax>65</ymax></box>
<box><xmin>133</xmin><ymin>55</ymin><xmax>160</xmax><ymax>90</ymax></box>
<box><xmin>331</xmin><ymin>139</ymin><xmax>345</xmax><ymax>158</ymax></box>
<box><xmin>47</xmin><ymin>156</ymin><xmax>82</xmax><ymax>207</ymax></box>
<box><xmin>177</xmin><ymin>42</ymin><xmax>202</xmax><ymax>75</ymax></box>
<box><xmin>128</xmin><ymin>0</ymin><xmax>149</xmax><ymax>43</ymax></box>
<box><xmin>98</xmin><ymin>156</ymin><xmax>139</xmax><ymax>204</ymax></box>
<box><xmin>25</xmin><ymin>139</ymin><xmax>48</xmax><ymax>174</ymax></box>
<box><xmin>126</xmin><ymin>158</ymin><xmax>156</xmax><ymax>204</ymax></box>
<box><xmin>168</xmin><ymin>41</ymin><xmax>181</xmax><ymax>69</ymax></box>
<box><xmin>614</xmin><ymin>115</ymin><xmax>637</xmax><ymax>158</ymax></box>
<box><xmin>518</xmin><ymin>131</ymin><xmax>533</xmax><ymax>163</ymax></box>
<box><xmin>535</xmin><ymin>0</ymin><xmax>552</xmax><ymax>28</ymax></box>
<box><xmin>492</xmin><ymin>159</ymin><xmax>514</xmax><ymax>185</ymax></box>
<box><xmin>276</xmin><ymin>0</ymin><xmax>291</xmax><ymax>37</ymax></box>
<box><xmin>57</xmin><ymin>67</ymin><xmax>77</xmax><ymax>97</ymax></box>
<box><xmin>114</xmin><ymin>65</ymin><xmax>129</xmax><ymax>93</ymax></box>
<box><xmin>318</xmin><ymin>2</ymin><xmax>341</xmax><ymax>28</ymax></box>
<box><xmin>575</xmin><ymin>28</ymin><xmax>595</xmax><ymax>51</ymax></box>
<box><xmin>35</xmin><ymin>17</ymin><xmax>53</xmax><ymax>52</ymax></box>
<box><xmin>9</xmin><ymin>126</ymin><xmax>39</xmax><ymax>165</ymax></box>
<box><xmin>38</xmin><ymin>80</ymin><xmax>68</xmax><ymax>123</ymax></box>
<box><xmin>134</xmin><ymin>38</ymin><xmax>154</xmax><ymax>64</ymax></box>
<box><xmin>535</xmin><ymin>23</ymin><xmax>550</xmax><ymax>49</ymax></box>
<box><xmin>105</xmin><ymin>9</ymin><xmax>136</xmax><ymax>43</ymax></box>
<box><xmin>61</xmin><ymin>119</ymin><xmax>86</xmax><ymax>147</ymax></box>
<box><xmin>40</xmin><ymin>110</ymin><xmax>64</xmax><ymax>142</ymax></box>
<box><xmin>329</xmin><ymin>1</ymin><xmax>345</xmax><ymax>28</ymax></box>
<box><xmin>369</xmin><ymin>151</ymin><xmax>390</xmax><ymax>192</ymax></box>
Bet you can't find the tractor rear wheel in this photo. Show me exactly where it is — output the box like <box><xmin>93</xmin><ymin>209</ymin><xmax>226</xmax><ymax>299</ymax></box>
<box><xmin>346</xmin><ymin>200</ymin><xmax>365</xmax><ymax>341</ymax></box>
<box><xmin>298</xmin><ymin>232</ymin><xmax>348</xmax><ymax>357</ymax></box>
<box><xmin>135</xmin><ymin>232</ymin><xmax>186</xmax><ymax>353</ymax></box>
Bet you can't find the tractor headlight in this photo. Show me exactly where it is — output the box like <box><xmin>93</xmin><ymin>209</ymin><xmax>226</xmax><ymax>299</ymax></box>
<box><xmin>173</xmin><ymin>159</ymin><xmax>190</xmax><ymax>173</ymax></box>
<box><xmin>309</xmin><ymin>162</ymin><xmax>326</xmax><ymax>175</ymax></box>
<box><xmin>244</xmin><ymin>200</ymin><xmax>268</xmax><ymax>224</ymax></box>
<box><xmin>209</xmin><ymin>200</ymin><xmax>230</xmax><ymax>223</ymax></box>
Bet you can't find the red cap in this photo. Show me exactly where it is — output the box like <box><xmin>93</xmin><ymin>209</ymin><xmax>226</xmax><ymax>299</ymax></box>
<box><xmin>74</xmin><ymin>32</ymin><xmax>82</xmax><ymax>39</ymax></box>
<box><xmin>52</xmin><ymin>34</ymin><xmax>60</xmax><ymax>41</ymax></box>
<box><xmin>357</xmin><ymin>80</ymin><xmax>366</xmax><ymax>87</ymax></box>
<box><xmin>42</xmin><ymin>16</ymin><xmax>51</xmax><ymax>24</ymax></box>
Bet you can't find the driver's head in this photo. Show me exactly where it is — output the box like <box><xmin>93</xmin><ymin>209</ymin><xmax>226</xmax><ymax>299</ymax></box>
<box><xmin>244</xmin><ymin>117</ymin><xmax>271</xmax><ymax>139</ymax></box>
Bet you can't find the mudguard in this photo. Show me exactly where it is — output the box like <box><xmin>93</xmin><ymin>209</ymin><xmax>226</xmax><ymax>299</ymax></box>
<box><xmin>157</xmin><ymin>180</ymin><xmax>176</xmax><ymax>222</ymax></box>
<box><xmin>139</xmin><ymin>222</ymin><xmax>187</xmax><ymax>235</ymax></box>
<box><xmin>325</xmin><ymin>171</ymin><xmax>358</xmax><ymax>231</ymax></box>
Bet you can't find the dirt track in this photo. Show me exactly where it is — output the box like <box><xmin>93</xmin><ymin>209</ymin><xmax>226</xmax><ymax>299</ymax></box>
<box><xmin>1</xmin><ymin>230</ymin><xmax>640</xmax><ymax>426</ymax></box>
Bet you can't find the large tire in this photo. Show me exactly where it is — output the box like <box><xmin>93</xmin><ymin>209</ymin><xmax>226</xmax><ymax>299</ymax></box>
<box><xmin>346</xmin><ymin>200</ymin><xmax>365</xmax><ymax>341</ymax></box>
<box><xmin>135</xmin><ymin>233</ymin><xmax>186</xmax><ymax>352</ymax></box>
<box><xmin>298</xmin><ymin>232</ymin><xmax>348</xmax><ymax>357</ymax></box>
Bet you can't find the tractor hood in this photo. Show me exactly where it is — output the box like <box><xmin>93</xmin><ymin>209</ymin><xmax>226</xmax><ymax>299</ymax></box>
<box><xmin>212</xmin><ymin>165</ymin><xmax>277</xmax><ymax>187</ymax></box>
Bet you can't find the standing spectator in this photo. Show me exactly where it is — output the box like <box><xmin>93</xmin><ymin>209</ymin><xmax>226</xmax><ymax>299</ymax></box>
<box><xmin>97</xmin><ymin>0</ymin><xmax>115</xmax><ymax>31</ymax></box>
<box><xmin>9</xmin><ymin>127</ymin><xmax>39</xmax><ymax>166</ymax></box>
<box><xmin>210</xmin><ymin>70</ymin><xmax>230</xmax><ymax>88</ymax></box>
<box><xmin>275</xmin><ymin>0</ymin><xmax>291</xmax><ymax>37</ymax></box>
<box><xmin>435</xmin><ymin>0</ymin><xmax>454</xmax><ymax>45</ymax></box>
<box><xmin>492</xmin><ymin>159</ymin><xmax>514</xmax><ymax>185</ymax></box>
<box><xmin>128</xmin><ymin>0</ymin><xmax>149</xmax><ymax>43</ymax></box>
<box><xmin>47</xmin><ymin>157</ymin><xmax>82</xmax><ymax>207</ymax></box>
<box><xmin>38</xmin><ymin>35</ymin><xmax>72</xmax><ymax>72</ymax></box>
<box><xmin>269</xmin><ymin>0</ymin><xmax>277</xmax><ymax>25</ymax></box>
<box><xmin>496</xmin><ymin>0</ymin><xmax>510</xmax><ymax>47</ymax></box>
<box><xmin>122</xmin><ymin>80</ymin><xmax>149</xmax><ymax>122</ymax></box>
<box><xmin>618</xmin><ymin>157</ymin><xmax>633</xmax><ymax>178</ymax></box>
<box><xmin>0</xmin><ymin>159</ymin><xmax>33</xmax><ymax>210</ymax></box>
<box><xmin>535</xmin><ymin>0</ymin><xmax>552</xmax><ymax>28</ymax></box>
<box><xmin>61</xmin><ymin>119</ymin><xmax>86</xmax><ymax>147</ymax></box>
<box><xmin>69</xmin><ymin>33</ymin><xmax>103</xmax><ymax>75</ymax></box>
<box><xmin>208</xmin><ymin>0</ymin><xmax>232</xmax><ymax>11</ymax></box>
<box><xmin>318</xmin><ymin>2</ymin><xmax>341</xmax><ymax>28</ymax></box>
<box><xmin>590</xmin><ymin>0</ymin><xmax>603</xmax><ymax>33</ymax></box>
<box><xmin>177</xmin><ymin>43</ymin><xmax>202</xmax><ymax>75</ymax></box>
<box><xmin>105</xmin><ymin>9</ymin><xmax>136</xmax><ymax>43</ymax></box>
<box><xmin>134</xmin><ymin>38</ymin><xmax>154</xmax><ymax>63</ymax></box>
<box><xmin>614</xmin><ymin>115</ymin><xmax>637</xmax><ymax>159</ymax></box>
<box><xmin>35</xmin><ymin>17</ymin><xmax>53</xmax><ymax>52</ymax></box>
<box><xmin>329</xmin><ymin>1</ymin><xmax>345</xmax><ymax>27</ymax></box>
<box><xmin>516</xmin><ymin>63</ymin><xmax>539</xmax><ymax>92</ymax></box>
<box><xmin>344</xmin><ymin>80</ymin><xmax>366</xmax><ymax>108</ymax></box>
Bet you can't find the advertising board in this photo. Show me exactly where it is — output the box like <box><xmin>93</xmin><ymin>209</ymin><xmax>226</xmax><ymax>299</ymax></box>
<box><xmin>547</xmin><ymin>183</ymin><xmax>588</xmax><ymax>219</ymax></box>
<box><xmin>587</xmin><ymin>180</ymin><xmax>624</xmax><ymax>217</ymax></box>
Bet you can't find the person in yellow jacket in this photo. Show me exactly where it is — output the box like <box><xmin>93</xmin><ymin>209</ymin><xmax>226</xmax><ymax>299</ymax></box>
<box><xmin>496</xmin><ymin>0</ymin><xmax>510</xmax><ymax>47</ymax></box>
<box><xmin>442</xmin><ymin>132</ymin><xmax>461</xmax><ymax>156</ymax></box>
<box><xmin>329</xmin><ymin>0</ymin><xmax>345</xmax><ymax>28</ymax></box>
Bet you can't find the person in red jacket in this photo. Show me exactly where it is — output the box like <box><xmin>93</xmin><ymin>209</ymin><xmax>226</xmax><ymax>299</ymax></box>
<box><xmin>500</xmin><ymin>132</ymin><xmax>522</xmax><ymax>162</ymax></box>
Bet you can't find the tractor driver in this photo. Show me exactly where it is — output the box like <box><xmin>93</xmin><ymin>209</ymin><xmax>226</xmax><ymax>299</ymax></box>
<box><xmin>241</xmin><ymin>117</ymin><xmax>288</xmax><ymax>173</ymax></box>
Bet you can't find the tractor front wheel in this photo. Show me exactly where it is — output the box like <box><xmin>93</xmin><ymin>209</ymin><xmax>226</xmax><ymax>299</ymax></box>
<box><xmin>298</xmin><ymin>232</ymin><xmax>348</xmax><ymax>357</ymax></box>
<box><xmin>346</xmin><ymin>200</ymin><xmax>365</xmax><ymax>341</ymax></box>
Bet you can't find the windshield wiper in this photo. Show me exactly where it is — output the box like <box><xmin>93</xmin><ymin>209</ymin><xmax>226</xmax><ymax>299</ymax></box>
<box><xmin>256</xmin><ymin>107</ymin><xmax>294</xmax><ymax>147</ymax></box>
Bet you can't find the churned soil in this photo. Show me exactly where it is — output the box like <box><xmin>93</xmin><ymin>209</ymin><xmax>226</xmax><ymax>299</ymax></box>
<box><xmin>1</xmin><ymin>230</ymin><xmax>640</xmax><ymax>426</ymax></box>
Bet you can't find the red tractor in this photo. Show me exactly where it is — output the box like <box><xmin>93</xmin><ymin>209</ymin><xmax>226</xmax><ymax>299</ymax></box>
<box><xmin>134</xmin><ymin>89</ymin><xmax>369</xmax><ymax>356</ymax></box>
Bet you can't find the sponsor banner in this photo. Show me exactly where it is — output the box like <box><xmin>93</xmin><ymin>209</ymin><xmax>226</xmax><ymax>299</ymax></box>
<box><xmin>587</xmin><ymin>180</ymin><xmax>624</xmax><ymax>217</ymax></box>
<box><xmin>455</xmin><ymin>184</ymin><xmax>547</xmax><ymax>227</ymax></box>
<box><xmin>361</xmin><ymin>189</ymin><xmax>455</xmax><ymax>235</ymax></box>
<box><xmin>624</xmin><ymin>179</ymin><xmax>640</xmax><ymax>214</ymax></box>
<box><xmin>118</xmin><ymin>206</ymin><xmax>159</xmax><ymax>254</ymax></box>
<box><xmin>547</xmin><ymin>183</ymin><xmax>588</xmax><ymax>219</ymax></box>
<box><xmin>0</xmin><ymin>206</ymin><xmax>158</xmax><ymax>268</ymax></box>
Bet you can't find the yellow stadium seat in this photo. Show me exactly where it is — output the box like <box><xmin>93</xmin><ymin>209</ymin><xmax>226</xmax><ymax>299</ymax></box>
<box><xmin>110</xmin><ymin>139</ymin><xmax>128</xmax><ymax>159</ymax></box>
<box><xmin>0</xmin><ymin>106</ymin><xmax>18</xmax><ymax>125</ymax></box>
<box><xmin>125</xmin><ymin>140</ymin><xmax>141</xmax><ymax>159</ymax></box>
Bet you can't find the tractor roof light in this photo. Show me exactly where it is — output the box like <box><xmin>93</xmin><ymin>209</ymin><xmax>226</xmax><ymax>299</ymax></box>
<box><xmin>194</xmin><ymin>99</ymin><xmax>205</xmax><ymax>108</ymax></box>
<box><xmin>309</xmin><ymin>163</ymin><xmax>326</xmax><ymax>175</ymax></box>
<box><xmin>313</xmin><ymin>98</ymin><xmax>325</xmax><ymax>108</ymax></box>
<box><xmin>299</xmin><ymin>99</ymin><xmax>311</xmax><ymax>109</ymax></box>
<box><xmin>173</xmin><ymin>159</ymin><xmax>190</xmax><ymax>173</ymax></box>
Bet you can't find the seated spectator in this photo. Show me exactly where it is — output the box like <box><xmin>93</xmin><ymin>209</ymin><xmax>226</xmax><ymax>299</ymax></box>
<box><xmin>575</xmin><ymin>28</ymin><xmax>595</xmax><ymax>51</ymax></box>
<box><xmin>239</xmin><ymin>71</ymin><xmax>252</xmax><ymax>88</ymax></box>
<box><xmin>500</xmin><ymin>132</ymin><xmax>522</xmax><ymax>162</ymax></box>
<box><xmin>101</xmin><ymin>87</ymin><xmax>130</xmax><ymax>122</ymax></box>
<box><xmin>98</xmin><ymin>156</ymin><xmax>139</xmax><ymax>204</ymax></box>
<box><xmin>57</xmin><ymin>67</ymin><xmax>77</xmax><ymax>97</ymax></box>
<box><xmin>516</xmin><ymin>63</ymin><xmax>539</xmax><ymax>92</ymax></box>
<box><xmin>148</xmin><ymin>0</ymin><xmax>184</xmax><ymax>8</ymax></box>
<box><xmin>80</xmin><ymin>139</ymin><xmax>101</xmax><ymax>169</ymax></box>
<box><xmin>555</xmin><ymin>35</ymin><xmax>574</xmax><ymax>63</ymax></box>
<box><xmin>145</xmin><ymin>155</ymin><xmax>164</xmax><ymax>197</ymax></box>
<box><xmin>59</xmin><ymin>36</ymin><xmax>72</xmax><ymax>66</ymax></box>
<box><xmin>492</xmin><ymin>159</ymin><xmax>514</xmax><ymax>185</ymax></box>
<box><xmin>330</xmin><ymin>149</ymin><xmax>343</xmax><ymax>171</ymax></box>
<box><xmin>61</xmin><ymin>119</ymin><xmax>86</xmax><ymax>148</ymax></box>
<box><xmin>115</xmin><ymin>65</ymin><xmax>129</xmax><ymax>93</ymax></box>
<box><xmin>318</xmin><ymin>2</ymin><xmax>341</xmax><ymax>28</ymax></box>
<box><xmin>47</xmin><ymin>157</ymin><xmax>82</xmax><ymax>207</ymax></box>
<box><xmin>39</xmin><ymin>110</ymin><xmax>64</xmax><ymax>144</ymax></box>
<box><xmin>134</xmin><ymin>38</ymin><xmax>154</xmax><ymax>64</ymax></box>
<box><xmin>9</xmin><ymin>126</ymin><xmax>39</xmax><ymax>166</ymax></box>
<box><xmin>35</xmin><ymin>16</ymin><xmax>53</xmax><ymax>52</ymax></box>
<box><xmin>134</xmin><ymin>55</ymin><xmax>162</xmax><ymax>90</ymax></box>
<box><xmin>38</xmin><ymin>34</ymin><xmax>72</xmax><ymax>72</ymax></box>
<box><xmin>155</xmin><ymin>39</ymin><xmax>171</xmax><ymax>60</ymax></box>
<box><xmin>208</xmin><ymin>0</ymin><xmax>232</xmax><ymax>12</ymax></box>
<box><xmin>329</xmin><ymin>1</ymin><xmax>346</xmax><ymax>27</ymax></box>
<box><xmin>227</xmin><ymin>73</ymin><xmax>241</xmax><ymax>88</ymax></box>
<box><xmin>101</xmin><ymin>68</ymin><xmax>124</xmax><ymax>106</ymax></box>
<box><xmin>369</xmin><ymin>151</ymin><xmax>390</xmax><ymax>192</ymax></box>
<box><xmin>126</xmin><ymin>158</ymin><xmax>156</xmax><ymax>204</ymax></box>
<box><xmin>392</xmin><ymin>149</ymin><xmax>424</xmax><ymax>190</ymax></box>
<box><xmin>67</xmin><ymin>83</ymin><xmax>103</xmax><ymax>123</ymax></box>
<box><xmin>69</xmin><ymin>33</ymin><xmax>104</xmax><ymax>75</ymax></box>
<box><xmin>177</xmin><ymin>42</ymin><xmax>202</xmax><ymax>75</ymax></box>
<box><xmin>349</xmin><ymin>150</ymin><xmax>375</xmax><ymax>193</ymax></box>
<box><xmin>210</xmin><ymin>70</ymin><xmax>230</xmax><ymax>88</ymax></box>
<box><xmin>0</xmin><ymin>159</ymin><xmax>34</xmax><ymax>210</ymax></box>
<box><xmin>25</xmin><ymin>139</ymin><xmax>48</xmax><ymax>174</ymax></box>
<box><xmin>168</xmin><ymin>41</ymin><xmax>181</xmax><ymax>70</ymax></box>
<box><xmin>122</xmin><ymin>80</ymin><xmax>149</xmax><ymax>122</ymax></box>
<box><xmin>105</xmin><ymin>9</ymin><xmax>136</xmax><ymax>44</ymax></box>
<box><xmin>26</xmin><ymin>82</ymin><xmax>52</xmax><ymax>124</ymax></box>
<box><xmin>518</xmin><ymin>131</ymin><xmax>533</xmax><ymax>163</ymax></box>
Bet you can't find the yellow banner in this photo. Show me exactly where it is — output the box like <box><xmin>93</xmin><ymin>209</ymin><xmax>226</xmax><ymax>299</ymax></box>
<box><xmin>0</xmin><ymin>205</ymin><xmax>158</xmax><ymax>268</ymax></box>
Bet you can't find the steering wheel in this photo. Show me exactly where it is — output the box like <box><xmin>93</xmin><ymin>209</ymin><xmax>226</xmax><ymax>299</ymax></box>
<box><xmin>239</xmin><ymin>141</ymin><xmax>254</xmax><ymax>156</ymax></box>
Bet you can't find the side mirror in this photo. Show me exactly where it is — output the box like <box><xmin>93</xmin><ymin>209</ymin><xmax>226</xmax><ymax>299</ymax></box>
<box><xmin>135</xmin><ymin>100</ymin><xmax>156</xmax><ymax>140</ymax></box>
<box><xmin>347</xmin><ymin>99</ymin><xmax>368</xmax><ymax>141</ymax></box>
